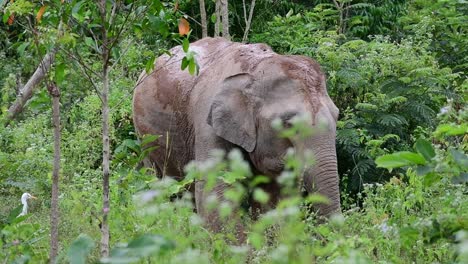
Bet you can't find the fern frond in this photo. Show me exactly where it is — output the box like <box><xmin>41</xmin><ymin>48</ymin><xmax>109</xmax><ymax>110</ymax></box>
<box><xmin>377</xmin><ymin>114</ymin><xmax>408</xmax><ymax>127</ymax></box>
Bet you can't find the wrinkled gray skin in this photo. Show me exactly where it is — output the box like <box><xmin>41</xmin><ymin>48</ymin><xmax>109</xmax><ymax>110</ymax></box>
<box><xmin>133</xmin><ymin>37</ymin><xmax>341</xmax><ymax>240</ymax></box>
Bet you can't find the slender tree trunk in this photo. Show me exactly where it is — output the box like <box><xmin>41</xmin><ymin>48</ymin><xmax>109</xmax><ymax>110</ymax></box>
<box><xmin>100</xmin><ymin>64</ymin><xmax>110</xmax><ymax>258</ymax></box>
<box><xmin>199</xmin><ymin>0</ymin><xmax>208</xmax><ymax>38</ymax></box>
<box><xmin>48</xmin><ymin>82</ymin><xmax>60</xmax><ymax>264</ymax></box>
<box><xmin>214</xmin><ymin>0</ymin><xmax>221</xmax><ymax>37</ymax></box>
<box><xmin>5</xmin><ymin>51</ymin><xmax>56</xmax><ymax>126</ymax></box>
<box><xmin>99</xmin><ymin>0</ymin><xmax>110</xmax><ymax>258</ymax></box>
<box><xmin>242</xmin><ymin>0</ymin><xmax>256</xmax><ymax>43</ymax></box>
<box><xmin>332</xmin><ymin>0</ymin><xmax>345</xmax><ymax>34</ymax></box>
<box><xmin>220</xmin><ymin>0</ymin><xmax>230</xmax><ymax>40</ymax></box>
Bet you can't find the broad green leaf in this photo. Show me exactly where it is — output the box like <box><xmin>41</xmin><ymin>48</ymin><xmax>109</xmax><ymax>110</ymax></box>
<box><xmin>17</xmin><ymin>42</ymin><xmax>29</xmax><ymax>56</ymax></box>
<box><xmin>141</xmin><ymin>134</ymin><xmax>159</xmax><ymax>147</ymax></box>
<box><xmin>210</xmin><ymin>13</ymin><xmax>217</xmax><ymax>23</ymax></box>
<box><xmin>376</xmin><ymin>151</ymin><xmax>426</xmax><ymax>169</ymax></box>
<box><xmin>423</xmin><ymin>172</ymin><xmax>441</xmax><ymax>187</ymax></box>
<box><xmin>67</xmin><ymin>234</ymin><xmax>95</xmax><ymax>264</ymax></box>
<box><xmin>7</xmin><ymin>205</ymin><xmax>23</xmax><ymax>224</ymax></box>
<box><xmin>3</xmin><ymin>11</ymin><xmax>10</xmax><ymax>24</ymax></box>
<box><xmin>249</xmin><ymin>175</ymin><xmax>271</xmax><ymax>187</ymax></box>
<box><xmin>450</xmin><ymin>149</ymin><xmax>468</xmax><ymax>169</ymax></box>
<box><xmin>452</xmin><ymin>173</ymin><xmax>468</xmax><ymax>184</ymax></box>
<box><xmin>398</xmin><ymin>152</ymin><xmax>426</xmax><ymax>165</ymax></box>
<box><xmin>72</xmin><ymin>1</ymin><xmax>85</xmax><ymax>23</ymax></box>
<box><xmin>305</xmin><ymin>194</ymin><xmax>330</xmax><ymax>205</ymax></box>
<box><xmin>400</xmin><ymin>226</ymin><xmax>419</xmax><ymax>247</ymax></box>
<box><xmin>55</xmin><ymin>63</ymin><xmax>66</xmax><ymax>84</ymax></box>
<box><xmin>253</xmin><ymin>188</ymin><xmax>270</xmax><ymax>204</ymax></box>
<box><xmin>84</xmin><ymin>37</ymin><xmax>94</xmax><ymax>49</ymax></box>
<box><xmin>182</xmin><ymin>38</ymin><xmax>189</xmax><ymax>53</ymax></box>
<box><xmin>435</xmin><ymin>124</ymin><xmax>468</xmax><ymax>137</ymax></box>
<box><xmin>416</xmin><ymin>165</ymin><xmax>432</xmax><ymax>176</ymax></box>
<box><xmin>152</xmin><ymin>0</ymin><xmax>163</xmax><ymax>11</ymax></box>
<box><xmin>127</xmin><ymin>234</ymin><xmax>175</xmax><ymax>254</ymax></box>
<box><xmin>415</xmin><ymin>139</ymin><xmax>435</xmax><ymax>161</ymax></box>
<box><xmin>188</xmin><ymin>59</ymin><xmax>197</xmax><ymax>75</ymax></box>
<box><xmin>181</xmin><ymin>57</ymin><xmax>189</xmax><ymax>70</ymax></box>
<box><xmin>145</xmin><ymin>55</ymin><xmax>156</xmax><ymax>74</ymax></box>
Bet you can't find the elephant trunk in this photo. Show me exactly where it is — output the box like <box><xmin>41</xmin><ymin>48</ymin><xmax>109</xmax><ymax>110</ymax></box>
<box><xmin>299</xmin><ymin>135</ymin><xmax>341</xmax><ymax>217</ymax></box>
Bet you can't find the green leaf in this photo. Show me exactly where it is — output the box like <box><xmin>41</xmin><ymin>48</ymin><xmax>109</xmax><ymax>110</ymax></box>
<box><xmin>102</xmin><ymin>234</ymin><xmax>175</xmax><ymax>263</ymax></box>
<box><xmin>452</xmin><ymin>173</ymin><xmax>468</xmax><ymax>184</ymax></box>
<box><xmin>249</xmin><ymin>176</ymin><xmax>270</xmax><ymax>187</ymax></box>
<box><xmin>145</xmin><ymin>55</ymin><xmax>156</xmax><ymax>74</ymax></box>
<box><xmin>141</xmin><ymin>134</ymin><xmax>159</xmax><ymax>147</ymax></box>
<box><xmin>7</xmin><ymin>205</ymin><xmax>23</xmax><ymax>224</ymax></box>
<box><xmin>55</xmin><ymin>63</ymin><xmax>66</xmax><ymax>84</ymax></box>
<box><xmin>253</xmin><ymin>188</ymin><xmax>270</xmax><ymax>204</ymax></box>
<box><xmin>376</xmin><ymin>151</ymin><xmax>426</xmax><ymax>169</ymax></box>
<box><xmin>375</xmin><ymin>154</ymin><xmax>407</xmax><ymax>169</ymax></box>
<box><xmin>152</xmin><ymin>0</ymin><xmax>163</xmax><ymax>11</ymax></box>
<box><xmin>414</xmin><ymin>139</ymin><xmax>435</xmax><ymax>161</ymax></box>
<box><xmin>127</xmin><ymin>234</ymin><xmax>175</xmax><ymax>254</ymax></box>
<box><xmin>67</xmin><ymin>234</ymin><xmax>95</xmax><ymax>264</ymax></box>
<box><xmin>248</xmin><ymin>232</ymin><xmax>264</xmax><ymax>250</ymax></box>
<box><xmin>84</xmin><ymin>37</ymin><xmax>94</xmax><ymax>49</ymax></box>
<box><xmin>435</xmin><ymin>124</ymin><xmax>468</xmax><ymax>137</ymax></box>
<box><xmin>17</xmin><ymin>42</ymin><xmax>29</xmax><ymax>56</ymax></box>
<box><xmin>72</xmin><ymin>1</ymin><xmax>85</xmax><ymax>23</ymax></box>
<box><xmin>210</xmin><ymin>13</ymin><xmax>217</xmax><ymax>23</ymax></box>
<box><xmin>3</xmin><ymin>11</ymin><xmax>10</xmax><ymax>24</ymax></box>
<box><xmin>400</xmin><ymin>226</ymin><xmax>419</xmax><ymax>247</ymax></box>
<box><xmin>305</xmin><ymin>194</ymin><xmax>330</xmax><ymax>205</ymax></box>
<box><xmin>423</xmin><ymin>172</ymin><xmax>441</xmax><ymax>187</ymax></box>
<box><xmin>188</xmin><ymin>59</ymin><xmax>196</xmax><ymax>75</ymax></box>
<box><xmin>416</xmin><ymin>165</ymin><xmax>432</xmax><ymax>176</ymax></box>
<box><xmin>181</xmin><ymin>57</ymin><xmax>189</xmax><ymax>70</ymax></box>
<box><xmin>450</xmin><ymin>149</ymin><xmax>468</xmax><ymax>169</ymax></box>
<box><xmin>398</xmin><ymin>152</ymin><xmax>426</xmax><ymax>165</ymax></box>
<box><xmin>182</xmin><ymin>38</ymin><xmax>189</xmax><ymax>53</ymax></box>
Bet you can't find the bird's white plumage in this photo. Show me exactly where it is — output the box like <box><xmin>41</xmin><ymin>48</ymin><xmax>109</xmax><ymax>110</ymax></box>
<box><xmin>18</xmin><ymin>192</ymin><xmax>36</xmax><ymax>217</ymax></box>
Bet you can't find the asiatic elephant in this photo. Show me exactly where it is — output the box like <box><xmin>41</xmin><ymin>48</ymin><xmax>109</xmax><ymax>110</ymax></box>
<box><xmin>132</xmin><ymin>37</ymin><xmax>341</xmax><ymax>236</ymax></box>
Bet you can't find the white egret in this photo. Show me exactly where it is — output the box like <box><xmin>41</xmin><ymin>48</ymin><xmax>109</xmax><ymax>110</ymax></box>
<box><xmin>18</xmin><ymin>193</ymin><xmax>37</xmax><ymax>217</ymax></box>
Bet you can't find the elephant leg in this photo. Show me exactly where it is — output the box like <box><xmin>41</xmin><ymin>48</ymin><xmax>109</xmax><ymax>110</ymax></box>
<box><xmin>250</xmin><ymin>181</ymin><xmax>281</xmax><ymax>220</ymax></box>
<box><xmin>195</xmin><ymin>180</ymin><xmax>246</xmax><ymax>243</ymax></box>
<box><xmin>193</xmin><ymin>137</ymin><xmax>247</xmax><ymax>243</ymax></box>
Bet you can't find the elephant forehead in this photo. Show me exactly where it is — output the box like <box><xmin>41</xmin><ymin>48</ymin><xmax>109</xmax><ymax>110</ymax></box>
<box><xmin>259</xmin><ymin>93</ymin><xmax>307</xmax><ymax>118</ymax></box>
<box><xmin>278</xmin><ymin>57</ymin><xmax>326</xmax><ymax>95</ymax></box>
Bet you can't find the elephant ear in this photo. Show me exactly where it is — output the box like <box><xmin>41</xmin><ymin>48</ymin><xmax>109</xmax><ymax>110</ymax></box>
<box><xmin>207</xmin><ymin>73</ymin><xmax>257</xmax><ymax>152</ymax></box>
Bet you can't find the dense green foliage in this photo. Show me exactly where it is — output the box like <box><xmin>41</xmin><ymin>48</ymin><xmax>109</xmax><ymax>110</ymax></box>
<box><xmin>0</xmin><ymin>0</ymin><xmax>466</xmax><ymax>263</ymax></box>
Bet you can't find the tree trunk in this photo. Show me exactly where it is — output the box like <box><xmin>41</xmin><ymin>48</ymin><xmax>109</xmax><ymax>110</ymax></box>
<box><xmin>242</xmin><ymin>0</ymin><xmax>256</xmax><ymax>43</ymax></box>
<box><xmin>100</xmin><ymin>63</ymin><xmax>110</xmax><ymax>258</ymax></box>
<box><xmin>199</xmin><ymin>0</ymin><xmax>208</xmax><ymax>38</ymax></box>
<box><xmin>48</xmin><ymin>82</ymin><xmax>60</xmax><ymax>264</ymax></box>
<box><xmin>4</xmin><ymin>51</ymin><xmax>56</xmax><ymax>127</ymax></box>
<box><xmin>214</xmin><ymin>0</ymin><xmax>221</xmax><ymax>37</ymax></box>
<box><xmin>332</xmin><ymin>0</ymin><xmax>345</xmax><ymax>34</ymax></box>
<box><xmin>220</xmin><ymin>0</ymin><xmax>230</xmax><ymax>40</ymax></box>
<box><xmin>99</xmin><ymin>0</ymin><xmax>110</xmax><ymax>258</ymax></box>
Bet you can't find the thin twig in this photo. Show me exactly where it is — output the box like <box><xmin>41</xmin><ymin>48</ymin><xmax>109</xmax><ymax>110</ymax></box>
<box><xmin>58</xmin><ymin>47</ymin><xmax>103</xmax><ymax>102</ymax></box>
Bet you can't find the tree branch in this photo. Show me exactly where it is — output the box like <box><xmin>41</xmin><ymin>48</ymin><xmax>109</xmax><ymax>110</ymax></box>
<box><xmin>242</xmin><ymin>0</ymin><xmax>256</xmax><ymax>43</ymax></box>
<box><xmin>4</xmin><ymin>50</ymin><xmax>56</xmax><ymax>127</ymax></box>
<box><xmin>199</xmin><ymin>0</ymin><xmax>208</xmax><ymax>38</ymax></box>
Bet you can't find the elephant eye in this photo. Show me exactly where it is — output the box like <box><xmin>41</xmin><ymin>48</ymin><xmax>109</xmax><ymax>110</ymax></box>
<box><xmin>280</xmin><ymin>111</ymin><xmax>298</xmax><ymax>128</ymax></box>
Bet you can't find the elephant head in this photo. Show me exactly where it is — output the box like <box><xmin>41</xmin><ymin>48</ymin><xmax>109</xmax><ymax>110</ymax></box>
<box><xmin>207</xmin><ymin>56</ymin><xmax>341</xmax><ymax>216</ymax></box>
